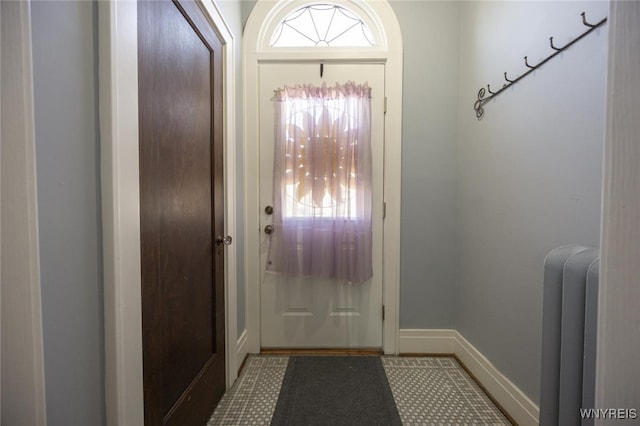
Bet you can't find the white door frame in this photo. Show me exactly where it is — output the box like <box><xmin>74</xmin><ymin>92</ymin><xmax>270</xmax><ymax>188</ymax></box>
<box><xmin>243</xmin><ymin>0</ymin><xmax>403</xmax><ymax>354</ymax></box>
<box><xmin>1</xmin><ymin>1</ymin><xmax>47</xmax><ymax>424</ymax></box>
<box><xmin>98</xmin><ymin>1</ymin><xmax>238</xmax><ymax>424</ymax></box>
<box><xmin>595</xmin><ymin>0</ymin><xmax>640</xmax><ymax>410</ymax></box>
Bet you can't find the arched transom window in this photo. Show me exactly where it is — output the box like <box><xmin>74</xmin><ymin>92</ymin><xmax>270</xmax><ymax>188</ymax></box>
<box><xmin>270</xmin><ymin>3</ymin><xmax>375</xmax><ymax>47</ymax></box>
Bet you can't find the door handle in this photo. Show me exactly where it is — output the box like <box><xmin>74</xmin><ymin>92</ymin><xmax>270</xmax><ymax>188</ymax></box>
<box><xmin>216</xmin><ymin>235</ymin><xmax>232</xmax><ymax>246</ymax></box>
<box><xmin>264</xmin><ymin>225</ymin><xmax>274</xmax><ymax>235</ymax></box>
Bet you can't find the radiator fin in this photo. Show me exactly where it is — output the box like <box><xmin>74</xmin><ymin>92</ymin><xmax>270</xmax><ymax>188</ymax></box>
<box><xmin>540</xmin><ymin>245</ymin><xmax>600</xmax><ymax>426</ymax></box>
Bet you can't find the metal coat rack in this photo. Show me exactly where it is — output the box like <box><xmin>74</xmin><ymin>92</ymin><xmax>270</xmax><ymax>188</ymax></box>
<box><xmin>474</xmin><ymin>12</ymin><xmax>607</xmax><ymax>120</ymax></box>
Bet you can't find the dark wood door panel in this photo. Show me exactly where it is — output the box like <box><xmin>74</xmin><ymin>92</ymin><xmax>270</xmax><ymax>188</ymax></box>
<box><xmin>138</xmin><ymin>0</ymin><xmax>225</xmax><ymax>424</ymax></box>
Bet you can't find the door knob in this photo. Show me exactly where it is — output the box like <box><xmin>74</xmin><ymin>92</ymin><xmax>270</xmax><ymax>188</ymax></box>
<box><xmin>264</xmin><ymin>225</ymin><xmax>274</xmax><ymax>235</ymax></box>
<box><xmin>216</xmin><ymin>235</ymin><xmax>232</xmax><ymax>246</ymax></box>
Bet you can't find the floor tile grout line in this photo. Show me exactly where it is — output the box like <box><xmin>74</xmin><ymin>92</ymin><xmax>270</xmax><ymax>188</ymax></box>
<box><xmin>444</xmin><ymin>369</ymin><xmax>506</xmax><ymax>421</ymax></box>
<box><xmin>208</xmin><ymin>355</ymin><xmax>285</xmax><ymax>425</ymax></box>
<box><xmin>381</xmin><ymin>356</ymin><xmax>510</xmax><ymax>425</ymax></box>
<box><xmin>237</xmin><ymin>356</ymin><xmax>286</xmax><ymax>424</ymax></box>
<box><xmin>221</xmin><ymin>358</ymin><xmax>252</xmax><ymax>422</ymax></box>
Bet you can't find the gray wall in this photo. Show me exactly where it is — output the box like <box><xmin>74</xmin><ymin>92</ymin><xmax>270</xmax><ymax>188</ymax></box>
<box><xmin>391</xmin><ymin>1</ymin><xmax>461</xmax><ymax>329</ymax></box>
<box><xmin>31</xmin><ymin>1</ymin><xmax>105</xmax><ymax>424</ymax></box>
<box><xmin>455</xmin><ymin>1</ymin><xmax>608</xmax><ymax>403</ymax></box>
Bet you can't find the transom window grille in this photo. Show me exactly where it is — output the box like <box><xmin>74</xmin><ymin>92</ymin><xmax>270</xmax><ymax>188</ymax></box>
<box><xmin>270</xmin><ymin>4</ymin><xmax>375</xmax><ymax>47</ymax></box>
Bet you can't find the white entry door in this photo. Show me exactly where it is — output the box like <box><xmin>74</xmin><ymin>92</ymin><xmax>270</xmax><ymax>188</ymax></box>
<box><xmin>259</xmin><ymin>63</ymin><xmax>385</xmax><ymax>348</ymax></box>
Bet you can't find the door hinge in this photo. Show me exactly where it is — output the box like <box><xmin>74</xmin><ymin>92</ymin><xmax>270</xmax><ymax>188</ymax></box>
<box><xmin>382</xmin><ymin>305</ymin><xmax>385</xmax><ymax>321</ymax></box>
<box><xmin>384</xmin><ymin>97</ymin><xmax>388</xmax><ymax>114</ymax></box>
<box><xmin>383</xmin><ymin>202</ymin><xmax>387</xmax><ymax>219</ymax></box>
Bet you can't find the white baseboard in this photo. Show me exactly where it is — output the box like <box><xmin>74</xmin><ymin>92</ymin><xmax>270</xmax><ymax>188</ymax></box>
<box><xmin>399</xmin><ymin>329</ymin><xmax>539</xmax><ymax>425</ymax></box>
<box><xmin>236</xmin><ymin>329</ymin><xmax>249</xmax><ymax>374</ymax></box>
<box><xmin>454</xmin><ymin>332</ymin><xmax>539</xmax><ymax>426</ymax></box>
<box><xmin>398</xmin><ymin>329</ymin><xmax>456</xmax><ymax>354</ymax></box>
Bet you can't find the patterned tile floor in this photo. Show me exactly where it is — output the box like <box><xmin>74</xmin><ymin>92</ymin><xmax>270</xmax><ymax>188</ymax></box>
<box><xmin>381</xmin><ymin>357</ymin><xmax>510</xmax><ymax>425</ymax></box>
<box><xmin>207</xmin><ymin>355</ymin><xmax>511</xmax><ymax>425</ymax></box>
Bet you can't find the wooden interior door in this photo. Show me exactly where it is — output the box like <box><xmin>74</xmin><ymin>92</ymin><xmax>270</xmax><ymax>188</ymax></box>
<box><xmin>138</xmin><ymin>1</ymin><xmax>225</xmax><ymax>424</ymax></box>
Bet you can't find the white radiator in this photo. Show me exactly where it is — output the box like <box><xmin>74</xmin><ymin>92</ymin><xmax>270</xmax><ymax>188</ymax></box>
<box><xmin>540</xmin><ymin>245</ymin><xmax>600</xmax><ymax>426</ymax></box>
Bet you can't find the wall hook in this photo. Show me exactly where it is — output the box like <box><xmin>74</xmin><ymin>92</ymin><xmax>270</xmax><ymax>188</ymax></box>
<box><xmin>581</xmin><ymin>12</ymin><xmax>596</xmax><ymax>28</ymax></box>
<box><xmin>549</xmin><ymin>36</ymin><xmax>561</xmax><ymax>51</ymax></box>
<box><xmin>504</xmin><ymin>72</ymin><xmax>514</xmax><ymax>83</ymax></box>
<box><xmin>524</xmin><ymin>56</ymin><xmax>535</xmax><ymax>69</ymax></box>
<box><xmin>487</xmin><ymin>84</ymin><xmax>497</xmax><ymax>95</ymax></box>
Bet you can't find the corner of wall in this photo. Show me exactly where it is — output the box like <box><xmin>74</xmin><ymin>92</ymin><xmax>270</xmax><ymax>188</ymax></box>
<box><xmin>398</xmin><ymin>328</ymin><xmax>539</xmax><ymax>426</ymax></box>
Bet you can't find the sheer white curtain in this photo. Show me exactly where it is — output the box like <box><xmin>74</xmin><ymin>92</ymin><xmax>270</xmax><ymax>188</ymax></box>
<box><xmin>266</xmin><ymin>82</ymin><xmax>373</xmax><ymax>284</ymax></box>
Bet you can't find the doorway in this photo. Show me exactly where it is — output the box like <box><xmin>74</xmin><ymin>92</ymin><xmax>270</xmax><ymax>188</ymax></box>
<box><xmin>100</xmin><ymin>0</ymin><xmax>238</xmax><ymax>423</ymax></box>
<box><xmin>243</xmin><ymin>0</ymin><xmax>403</xmax><ymax>355</ymax></box>
<box><xmin>258</xmin><ymin>63</ymin><xmax>386</xmax><ymax>348</ymax></box>
<box><xmin>138</xmin><ymin>1</ymin><xmax>225</xmax><ymax>424</ymax></box>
